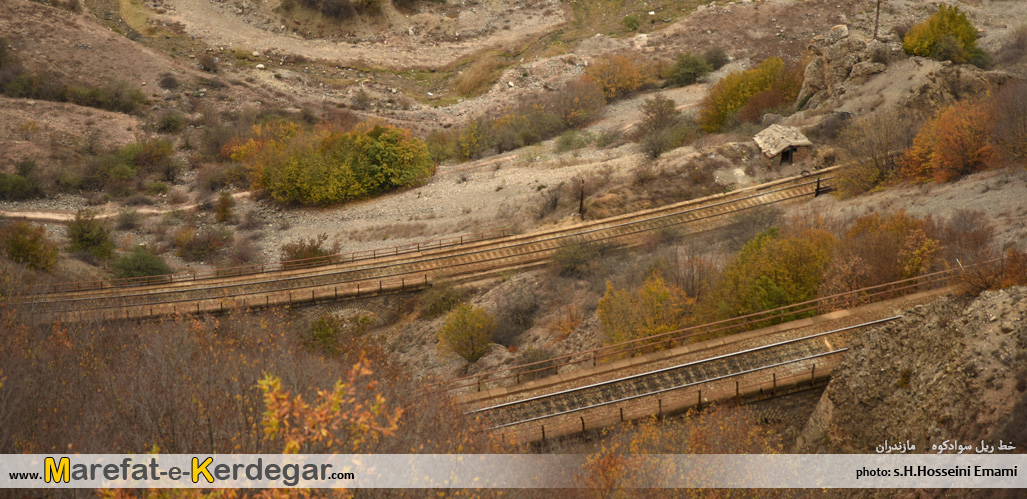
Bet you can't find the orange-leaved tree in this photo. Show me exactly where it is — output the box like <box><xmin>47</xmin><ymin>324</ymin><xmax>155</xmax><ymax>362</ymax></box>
<box><xmin>258</xmin><ymin>355</ymin><xmax>403</xmax><ymax>454</ymax></box>
<box><xmin>902</xmin><ymin>99</ymin><xmax>994</xmax><ymax>182</ymax></box>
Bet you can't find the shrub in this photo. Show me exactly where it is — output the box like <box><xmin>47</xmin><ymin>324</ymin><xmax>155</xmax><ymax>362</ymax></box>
<box><xmin>174</xmin><ymin>226</ymin><xmax>233</xmax><ymax>262</ymax></box>
<box><xmin>158</xmin><ymin>73</ymin><xmax>179</xmax><ymax>90</ymax></box>
<box><xmin>544</xmin><ymin>77</ymin><xmax>606</xmax><ymax>127</ymax></box>
<box><xmin>902</xmin><ymin>99</ymin><xmax>994</xmax><ymax>182</ymax></box>
<box><xmin>0</xmin><ymin>221</ymin><xmax>58</xmax><ymax>271</ymax></box>
<box><xmin>438</xmin><ymin>303</ymin><xmax>496</xmax><ymax>362</ymax></box>
<box><xmin>996</xmin><ymin>24</ymin><xmax>1027</xmax><ymax>65</ymax></box>
<box><xmin>112</xmin><ymin>245</ymin><xmax>171</xmax><ymax>278</ymax></box>
<box><xmin>598</xmin><ymin>272</ymin><xmax>694</xmax><ymax>348</ymax></box>
<box><xmin>198</xmin><ymin>54</ymin><xmax>218</xmax><ymax>72</ymax></box>
<box><xmin>280</xmin><ymin>233</ymin><xmax>340</xmax><ymax>263</ymax></box>
<box><xmin>420</xmin><ymin>281</ymin><xmax>467</xmax><ymax>318</ymax></box>
<box><xmin>584</xmin><ymin>53</ymin><xmax>658</xmax><ymax>102</ymax></box>
<box><xmin>836</xmin><ymin>112</ymin><xmax>916</xmax><ymax>196</ymax></box>
<box><xmin>215</xmin><ymin>191</ymin><xmax>235</xmax><ymax>223</ymax></box>
<box><xmin>697</xmin><ymin>57</ymin><xmax>800</xmax><ymax>132</ymax></box>
<box><xmin>156</xmin><ymin>110</ymin><xmax>185</xmax><ymax>134</ymax></box>
<box><xmin>494</xmin><ymin>287</ymin><xmax>540</xmax><ymax>346</ymax></box>
<box><xmin>902</xmin><ymin>4</ymin><xmax>988</xmax><ymax>66</ymax></box>
<box><xmin>622</xmin><ymin>15</ymin><xmax>641</xmax><ymax>31</ymax></box>
<box><xmin>638</xmin><ymin>95</ymin><xmax>680</xmax><ymax>136</ymax></box>
<box><xmin>0</xmin><ymin>172</ymin><xmax>41</xmax><ymax>200</ymax></box>
<box><xmin>306</xmin><ymin>314</ymin><xmax>345</xmax><ymax>355</ymax></box>
<box><xmin>116</xmin><ymin>208</ymin><xmax>140</xmax><ymax>230</ymax></box>
<box><xmin>68</xmin><ymin>210</ymin><xmax>115</xmax><ymax>260</ymax></box>
<box><xmin>236</xmin><ymin>121</ymin><xmax>434</xmax><ymax>205</ymax></box>
<box><xmin>667</xmin><ymin>52</ymin><xmax>712</xmax><ymax>87</ymax></box>
<box><xmin>552</xmin><ymin>240</ymin><xmax>606</xmax><ymax>277</ymax></box>
<box><xmin>703</xmin><ymin>46</ymin><xmax>729</xmax><ymax>70</ymax></box>
<box><xmin>820</xmin><ymin>212</ymin><xmax>939</xmax><ymax>298</ymax></box>
<box><xmin>555</xmin><ymin>130</ymin><xmax>593</xmax><ymax>152</ymax></box>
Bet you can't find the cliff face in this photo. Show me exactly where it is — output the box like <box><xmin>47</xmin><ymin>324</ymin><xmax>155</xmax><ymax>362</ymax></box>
<box><xmin>799</xmin><ymin>287</ymin><xmax>1027</xmax><ymax>454</ymax></box>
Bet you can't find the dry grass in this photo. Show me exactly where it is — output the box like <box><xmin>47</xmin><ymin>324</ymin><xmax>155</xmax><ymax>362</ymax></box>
<box><xmin>454</xmin><ymin>56</ymin><xmax>505</xmax><ymax>96</ymax></box>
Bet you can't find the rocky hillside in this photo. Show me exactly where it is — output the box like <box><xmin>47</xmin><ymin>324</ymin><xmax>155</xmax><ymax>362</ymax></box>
<box><xmin>799</xmin><ymin>286</ymin><xmax>1027</xmax><ymax>456</ymax></box>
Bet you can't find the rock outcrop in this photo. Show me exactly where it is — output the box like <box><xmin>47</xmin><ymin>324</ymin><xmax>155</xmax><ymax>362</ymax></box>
<box><xmin>798</xmin><ymin>287</ymin><xmax>1027</xmax><ymax>455</ymax></box>
<box><xmin>796</xmin><ymin>25</ymin><xmax>1005</xmax><ymax>113</ymax></box>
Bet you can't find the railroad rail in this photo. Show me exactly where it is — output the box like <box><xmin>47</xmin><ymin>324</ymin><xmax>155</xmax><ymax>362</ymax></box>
<box><xmin>470</xmin><ymin>317</ymin><xmax>899</xmax><ymax>443</ymax></box>
<box><xmin>19</xmin><ymin>167</ymin><xmax>840</xmax><ymax>322</ymax></box>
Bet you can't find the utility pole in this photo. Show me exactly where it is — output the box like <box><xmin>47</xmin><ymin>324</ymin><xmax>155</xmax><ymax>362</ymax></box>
<box><xmin>578</xmin><ymin>177</ymin><xmax>585</xmax><ymax>218</ymax></box>
<box><xmin>874</xmin><ymin>0</ymin><xmax>882</xmax><ymax>41</ymax></box>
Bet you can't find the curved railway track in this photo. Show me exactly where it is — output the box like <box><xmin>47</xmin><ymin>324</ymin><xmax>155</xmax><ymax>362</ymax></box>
<box><xmin>20</xmin><ymin>168</ymin><xmax>838</xmax><ymax>321</ymax></box>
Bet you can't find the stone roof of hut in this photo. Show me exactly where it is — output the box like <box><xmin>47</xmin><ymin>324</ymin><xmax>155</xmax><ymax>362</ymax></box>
<box><xmin>753</xmin><ymin>124</ymin><xmax>813</xmax><ymax>157</ymax></box>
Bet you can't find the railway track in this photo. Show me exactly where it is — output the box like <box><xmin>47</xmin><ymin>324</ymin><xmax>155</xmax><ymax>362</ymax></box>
<box><xmin>466</xmin><ymin>317</ymin><xmax>898</xmax><ymax>437</ymax></box>
<box><xmin>19</xmin><ymin>167</ymin><xmax>838</xmax><ymax>321</ymax></box>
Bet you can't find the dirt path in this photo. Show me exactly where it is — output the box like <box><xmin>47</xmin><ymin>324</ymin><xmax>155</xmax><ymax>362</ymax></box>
<box><xmin>0</xmin><ymin>192</ymin><xmax>254</xmax><ymax>224</ymax></box>
<box><xmin>160</xmin><ymin>0</ymin><xmax>567</xmax><ymax>69</ymax></box>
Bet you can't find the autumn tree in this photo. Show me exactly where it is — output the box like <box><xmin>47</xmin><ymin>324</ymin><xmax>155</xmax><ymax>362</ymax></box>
<box><xmin>697</xmin><ymin>57</ymin><xmax>802</xmax><ymax>132</ymax></box>
<box><xmin>577</xmin><ymin>405</ymin><xmax>786</xmax><ymax>495</ymax></box>
<box><xmin>584</xmin><ymin>52</ymin><xmax>658</xmax><ymax>102</ymax></box>
<box><xmin>819</xmin><ymin>212</ymin><xmax>940</xmax><ymax>306</ymax></box>
<box><xmin>709</xmin><ymin>223</ymin><xmax>835</xmax><ymax>320</ymax></box>
<box><xmin>901</xmin><ymin>99</ymin><xmax>994</xmax><ymax>182</ymax></box>
<box><xmin>597</xmin><ymin>272</ymin><xmax>694</xmax><ymax>349</ymax></box>
<box><xmin>438</xmin><ymin>303</ymin><xmax>497</xmax><ymax>362</ymax></box>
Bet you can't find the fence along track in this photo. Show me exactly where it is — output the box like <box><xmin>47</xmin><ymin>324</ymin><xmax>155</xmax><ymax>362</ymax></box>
<box><xmin>469</xmin><ymin>317</ymin><xmax>899</xmax><ymax>433</ymax></box>
<box><xmin>23</xmin><ymin>170</ymin><xmax>835</xmax><ymax>321</ymax></box>
<box><xmin>449</xmin><ymin>266</ymin><xmax>962</xmax><ymax>393</ymax></box>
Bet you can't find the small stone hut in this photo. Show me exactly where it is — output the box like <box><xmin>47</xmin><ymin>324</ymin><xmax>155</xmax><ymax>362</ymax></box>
<box><xmin>753</xmin><ymin>124</ymin><xmax>813</xmax><ymax>165</ymax></box>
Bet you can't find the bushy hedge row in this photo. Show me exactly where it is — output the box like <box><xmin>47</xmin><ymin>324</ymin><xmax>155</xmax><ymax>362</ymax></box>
<box><xmin>232</xmin><ymin>121</ymin><xmax>433</xmax><ymax>205</ymax></box>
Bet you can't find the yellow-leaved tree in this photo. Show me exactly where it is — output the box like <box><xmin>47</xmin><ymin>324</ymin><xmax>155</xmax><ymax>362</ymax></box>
<box><xmin>597</xmin><ymin>272</ymin><xmax>694</xmax><ymax>351</ymax></box>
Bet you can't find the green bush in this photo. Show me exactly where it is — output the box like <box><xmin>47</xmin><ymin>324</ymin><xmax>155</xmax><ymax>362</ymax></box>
<box><xmin>902</xmin><ymin>4</ymin><xmax>989</xmax><ymax>67</ymax></box>
<box><xmin>68</xmin><ymin>209</ymin><xmax>115</xmax><ymax>260</ymax></box>
<box><xmin>156</xmin><ymin>110</ymin><xmax>185</xmax><ymax>134</ymax></box>
<box><xmin>622</xmin><ymin>15</ymin><xmax>641</xmax><ymax>31</ymax></box>
<box><xmin>420</xmin><ymin>281</ymin><xmax>467</xmax><ymax>318</ymax></box>
<box><xmin>703</xmin><ymin>47</ymin><xmax>729</xmax><ymax>70</ymax></box>
<box><xmin>667</xmin><ymin>52</ymin><xmax>713</xmax><ymax>87</ymax></box>
<box><xmin>112</xmin><ymin>245</ymin><xmax>171</xmax><ymax>278</ymax></box>
<box><xmin>0</xmin><ymin>172</ymin><xmax>42</xmax><ymax>200</ymax></box>
<box><xmin>0</xmin><ymin>221</ymin><xmax>58</xmax><ymax>271</ymax></box>
<box><xmin>239</xmin><ymin>121</ymin><xmax>434</xmax><ymax>205</ymax></box>
<box><xmin>438</xmin><ymin>303</ymin><xmax>496</xmax><ymax>362</ymax></box>
<box><xmin>306</xmin><ymin>314</ymin><xmax>345</xmax><ymax>356</ymax></box>
<box><xmin>552</xmin><ymin>240</ymin><xmax>606</xmax><ymax>277</ymax></box>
